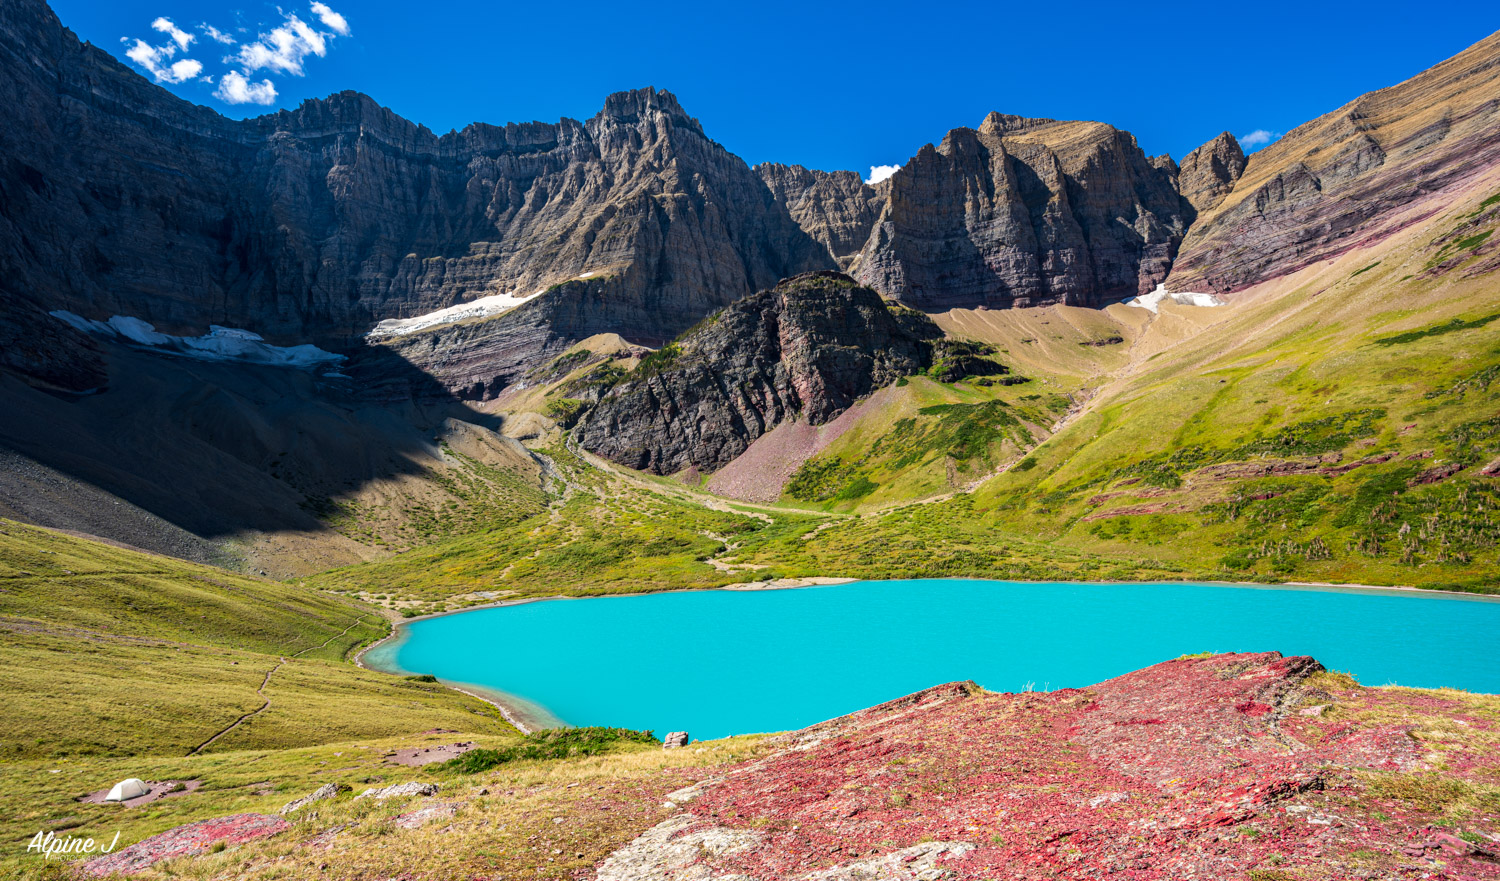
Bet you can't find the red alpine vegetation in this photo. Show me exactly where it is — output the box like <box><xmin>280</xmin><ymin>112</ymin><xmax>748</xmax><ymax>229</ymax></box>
<box><xmin>82</xmin><ymin>814</ymin><xmax>289</xmax><ymax>876</ymax></box>
<box><xmin>633</xmin><ymin>652</ymin><xmax>1499</xmax><ymax>880</ymax></box>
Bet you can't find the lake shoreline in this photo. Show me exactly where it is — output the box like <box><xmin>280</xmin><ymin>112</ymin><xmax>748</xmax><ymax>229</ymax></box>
<box><xmin>352</xmin><ymin>574</ymin><xmax>1498</xmax><ymax>732</ymax></box>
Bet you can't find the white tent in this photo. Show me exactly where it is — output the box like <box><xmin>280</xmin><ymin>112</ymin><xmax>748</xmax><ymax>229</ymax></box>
<box><xmin>105</xmin><ymin>778</ymin><xmax>150</xmax><ymax>802</ymax></box>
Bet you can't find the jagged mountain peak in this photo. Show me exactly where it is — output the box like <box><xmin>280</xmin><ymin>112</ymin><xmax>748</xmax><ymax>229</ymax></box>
<box><xmin>1177</xmin><ymin>131</ymin><xmax>1247</xmax><ymax>215</ymax></box>
<box><xmin>594</xmin><ymin>86</ymin><xmax>703</xmax><ymax>133</ymax></box>
<box><xmin>854</xmin><ymin>111</ymin><xmax>1185</xmax><ymax>309</ymax></box>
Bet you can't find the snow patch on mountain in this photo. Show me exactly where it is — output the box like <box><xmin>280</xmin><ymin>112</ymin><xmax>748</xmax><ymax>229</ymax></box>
<box><xmin>365</xmin><ymin>292</ymin><xmax>539</xmax><ymax>338</ymax></box>
<box><xmin>49</xmin><ymin>311</ymin><xmax>344</xmax><ymax>368</ymax></box>
<box><xmin>1125</xmin><ymin>284</ymin><xmax>1225</xmax><ymax>313</ymax></box>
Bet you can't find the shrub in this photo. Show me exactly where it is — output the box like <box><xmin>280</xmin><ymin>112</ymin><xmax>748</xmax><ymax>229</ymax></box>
<box><xmin>443</xmin><ymin>727</ymin><xmax>659</xmax><ymax>773</ymax></box>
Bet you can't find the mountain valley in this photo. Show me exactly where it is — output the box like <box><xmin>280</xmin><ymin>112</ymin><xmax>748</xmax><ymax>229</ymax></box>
<box><xmin>1</xmin><ymin>1</ymin><xmax>1499</xmax><ymax>877</ymax></box>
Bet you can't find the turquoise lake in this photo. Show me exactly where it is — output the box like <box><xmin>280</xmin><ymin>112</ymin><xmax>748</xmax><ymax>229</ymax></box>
<box><xmin>365</xmin><ymin>579</ymin><xmax>1500</xmax><ymax>739</ymax></box>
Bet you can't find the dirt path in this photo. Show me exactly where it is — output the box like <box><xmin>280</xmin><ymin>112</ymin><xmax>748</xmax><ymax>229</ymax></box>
<box><xmin>293</xmin><ymin>612</ymin><xmax>377</xmax><ymax>660</ymax></box>
<box><xmin>188</xmin><ymin>612</ymin><xmax>373</xmax><ymax>755</ymax></box>
<box><xmin>187</xmin><ymin>658</ymin><xmax>286</xmax><ymax>756</ymax></box>
<box><xmin>563</xmin><ymin>434</ymin><xmax>841</xmax><ymax>522</ymax></box>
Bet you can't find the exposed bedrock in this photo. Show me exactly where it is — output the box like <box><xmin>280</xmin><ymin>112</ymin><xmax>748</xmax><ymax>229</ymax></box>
<box><xmin>574</xmin><ymin>272</ymin><xmax>944</xmax><ymax>474</ymax></box>
<box><xmin>755</xmin><ymin>163</ymin><xmax>888</xmax><ymax>270</ymax></box>
<box><xmin>852</xmin><ymin>113</ymin><xmax>1191</xmax><ymax>310</ymax></box>
<box><xmin>1168</xmin><ymin>31</ymin><xmax>1500</xmax><ymax>292</ymax></box>
<box><xmin>1176</xmin><ymin>131</ymin><xmax>1248</xmax><ymax>215</ymax></box>
<box><xmin>0</xmin><ymin>0</ymin><xmax>829</xmax><ymax>356</ymax></box>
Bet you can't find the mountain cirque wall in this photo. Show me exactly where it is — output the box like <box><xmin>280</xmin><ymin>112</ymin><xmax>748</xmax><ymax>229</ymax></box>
<box><xmin>852</xmin><ymin>114</ymin><xmax>1192</xmax><ymax>310</ymax></box>
<box><xmin>0</xmin><ymin>0</ymin><xmax>830</xmax><ymax>352</ymax></box>
<box><xmin>600</xmin><ymin>652</ymin><xmax>1500</xmax><ymax>881</ymax></box>
<box><xmin>1169</xmin><ymin>30</ymin><xmax>1500</xmax><ymax>293</ymax></box>
<box><xmin>575</xmin><ymin>272</ymin><xmax>943</xmax><ymax>474</ymax></box>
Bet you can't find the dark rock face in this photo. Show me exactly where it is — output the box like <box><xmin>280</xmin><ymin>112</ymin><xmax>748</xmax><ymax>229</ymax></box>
<box><xmin>1170</xmin><ymin>32</ymin><xmax>1500</xmax><ymax>292</ymax></box>
<box><xmin>755</xmin><ymin>164</ymin><xmax>887</xmax><ymax>270</ymax></box>
<box><xmin>575</xmin><ymin>272</ymin><xmax>941</xmax><ymax>474</ymax></box>
<box><xmin>0</xmin><ymin>293</ymin><xmax>107</xmax><ymax>393</ymax></box>
<box><xmin>1177</xmin><ymin>132</ymin><xmax>1247</xmax><ymax>215</ymax></box>
<box><xmin>0</xmin><ymin>0</ymin><xmax>829</xmax><ymax>358</ymax></box>
<box><xmin>853</xmin><ymin>114</ymin><xmax>1190</xmax><ymax>309</ymax></box>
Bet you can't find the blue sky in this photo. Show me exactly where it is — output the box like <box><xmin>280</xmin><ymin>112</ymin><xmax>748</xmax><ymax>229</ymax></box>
<box><xmin>52</xmin><ymin>0</ymin><xmax>1497</xmax><ymax>180</ymax></box>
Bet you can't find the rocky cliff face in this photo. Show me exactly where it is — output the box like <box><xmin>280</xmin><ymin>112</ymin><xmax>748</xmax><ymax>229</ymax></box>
<box><xmin>574</xmin><ymin>272</ymin><xmax>942</xmax><ymax>474</ymax></box>
<box><xmin>755</xmin><ymin>164</ymin><xmax>887</xmax><ymax>270</ymax></box>
<box><xmin>1176</xmin><ymin>132</ymin><xmax>1247</xmax><ymax>215</ymax></box>
<box><xmin>0</xmin><ymin>0</ymin><xmax>830</xmax><ymax>358</ymax></box>
<box><xmin>1169</xmin><ymin>32</ymin><xmax>1500</xmax><ymax>292</ymax></box>
<box><xmin>852</xmin><ymin>114</ymin><xmax>1190</xmax><ymax>309</ymax></box>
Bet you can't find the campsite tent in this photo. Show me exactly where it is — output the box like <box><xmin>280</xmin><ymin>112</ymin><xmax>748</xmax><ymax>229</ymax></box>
<box><xmin>105</xmin><ymin>778</ymin><xmax>150</xmax><ymax>802</ymax></box>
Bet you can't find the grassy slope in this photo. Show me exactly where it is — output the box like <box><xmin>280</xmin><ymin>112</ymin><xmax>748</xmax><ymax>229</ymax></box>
<box><xmin>779</xmin><ymin>377</ymin><xmax>1071</xmax><ymax>512</ymax></box>
<box><xmin>0</xmin><ymin>521</ymin><xmax>514</xmax><ymax>759</ymax></box>
<box><xmin>737</xmin><ymin>176</ymin><xmax>1500</xmax><ymax>591</ymax></box>
<box><xmin>308</xmin><ymin>445</ymin><xmax>826</xmax><ymax>608</ymax></box>
<box><xmin>4</xmin><ymin>728</ymin><xmax>763</xmax><ymax>881</ymax></box>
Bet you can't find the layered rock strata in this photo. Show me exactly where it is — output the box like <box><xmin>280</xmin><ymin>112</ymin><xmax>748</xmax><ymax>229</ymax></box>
<box><xmin>755</xmin><ymin>164</ymin><xmax>887</xmax><ymax>270</ymax></box>
<box><xmin>575</xmin><ymin>272</ymin><xmax>945</xmax><ymax>474</ymax></box>
<box><xmin>0</xmin><ymin>0</ymin><xmax>829</xmax><ymax>357</ymax></box>
<box><xmin>1176</xmin><ymin>132</ymin><xmax>1248</xmax><ymax>215</ymax></box>
<box><xmin>853</xmin><ymin>114</ymin><xmax>1191</xmax><ymax>309</ymax></box>
<box><xmin>1169</xmin><ymin>31</ymin><xmax>1500</xmax><ymax>292</ymax></box>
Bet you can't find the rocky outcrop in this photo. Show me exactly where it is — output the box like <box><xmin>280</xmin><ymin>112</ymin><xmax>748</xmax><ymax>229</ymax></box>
<box><xmin>854</xmin><ymin>114</ymin><xmax>1190</xmax><ymax>309</ymax></box>
<box><xmin>1170</xmin><ymin>31</ymin><xmax>1500</xmax><ymax>292</ymax></box>
<box><xmin>279</xmin><ymin>783</ymin><xmax>344</xmax><ymax>815</ymax></box>
<box><xmin>756</xmin><ymin>164</ymin><xmax>887</xmax><ymax>269</ymax></box>
<box><xmin>355</xmin><ymin>781</ymin><xmax>440</xmax><ymax>801</ymax></box>
<box><xmin>575</xmin><ymin>272</ymin><xmax>946</xmax><ymax>474</ymax></box>
<box><xmin>0</xmin><ymin>0</ymin><xmax>829</xmax><ymax>362</ymax></box>
<box><xmin>1177</xmin><ymin>132</ymin><xmax>1247</xmax><ymax>215</ymax></box>
<box><xmin>82</xmin><ymin>814</ymin><xmax>289</xmax><ymax>876</ymax></box>
<box><xmin>597</xmin><ymin>651</ymin><xmax>1500</xmax><ymax>881</ymax></box>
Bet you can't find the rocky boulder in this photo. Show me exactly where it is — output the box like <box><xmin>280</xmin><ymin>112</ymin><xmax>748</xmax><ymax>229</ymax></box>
<box><xmin>279</xmin><ymin>783</ymin><xmax>347</xmax><ymax>815</ymax></box>
<box><xmin>354</xmin><ymin>781</ymin><xmax>440</xmax><ymax>801</ymax></box>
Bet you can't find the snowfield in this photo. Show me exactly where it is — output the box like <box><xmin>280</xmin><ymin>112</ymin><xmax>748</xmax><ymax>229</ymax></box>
<box><xmin>50</xmin><ymin>311</ymin><xmax>345</xmax><ymax>368</ymax></box>
<box><xmin>365</xmin><ymin>292</ymin><xmax>536</xmax><ymax>339</ymax></box>
<box><xmin>1125</xmin><ymin>284</ymin><xmax>1225</xmax><ymax>313</ymax></box>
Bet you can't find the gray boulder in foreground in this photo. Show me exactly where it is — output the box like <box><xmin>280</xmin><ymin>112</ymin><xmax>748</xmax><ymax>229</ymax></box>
<box><xmin>279</xmin><ymin>783</ymin><xmax>343</xmax><ymax>815</ymax></box>
<box><xmin>354</xmin><ymin>781</ymin><xmax>440</xmax><ymax>801</ymax></box>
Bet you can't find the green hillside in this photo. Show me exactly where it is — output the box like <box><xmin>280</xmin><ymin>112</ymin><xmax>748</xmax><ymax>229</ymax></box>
<box><xmin>0</xmin><ymin>521</ymin><xmax>514</xmax><ymax>758</ymax></box>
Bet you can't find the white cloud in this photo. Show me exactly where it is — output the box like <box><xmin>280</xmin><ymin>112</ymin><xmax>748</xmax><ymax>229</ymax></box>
<box><xmin>201</xmin><ymin>24</ymin><xmax>236</xmax><ymax>45</ymax></box>
<box><xmin>1239</xmin><ymin>129</ymin><xmax>1281</xmax><ymax>149</ymax></box>
<box><xmin>122</xmin><ymin>37</ymin><xmax>202</xmax><ymax>84</ymax></box>
<box><xmin>866</xmin><ymin>164</ymin><xmax>901</xmax><ymax>185</ymax></box>
<box><xmin>214</xmin><ymin>70</ymin><xmax>278</xmax><ymax>105</ymax></box>
<box><xmin>310</xmin><ymin>2</ymin><xmax>351</xmax><ymax>36</ymax></box>
<box><xmin>151</xmin><ymin>17</ymin><xmax>194</xmax><ymax>51</ymax></box>
<box><xmin>235</xmin><ymin>14</ymin><xmax>328</xmax><ymax>76</ymax></box>
<box><xmin>124</xmin><ymin>4</ymin><xmax>351</xmax><ymax>107</ymax></box>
